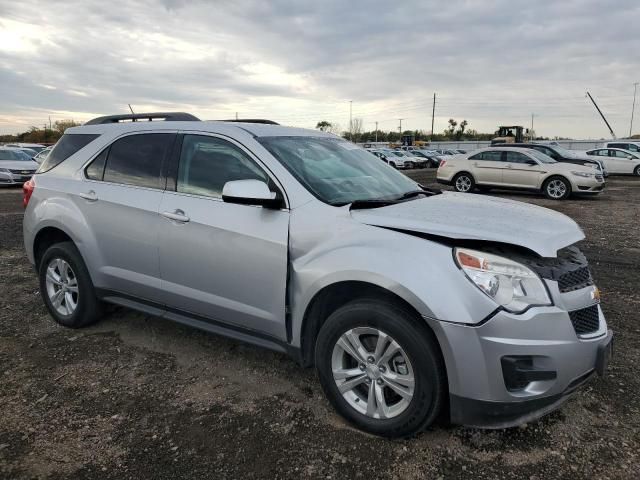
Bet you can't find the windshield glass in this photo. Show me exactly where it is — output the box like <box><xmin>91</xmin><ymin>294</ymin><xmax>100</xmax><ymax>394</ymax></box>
<box><xmin>0</xmin><ymin>149</ymin><xmax>32</xmax><ymax>161</ymax></box>
<box><xmin>258</xmin><ymin>136</ymin><xmax>419</xmax><ymax>205</ymax></box>
<box><xmin>549</xmin><ymin>145</ymin><xmax>575</xmax><ymax>157</ymax></box>
<box><xmin>528</xmin><ymin>149</ymin><xmax>556</xmax><ymax>164</ymax></box>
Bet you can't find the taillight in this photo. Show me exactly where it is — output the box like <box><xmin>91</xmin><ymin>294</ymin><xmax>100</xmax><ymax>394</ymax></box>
<box><xmin>23</xmin><ymin>178</ymin><xmax>35</xmax><ymax>208</ymax></box>
<box><xmin>439</xmin><ymin>160</ymin><xmax>447</xmax><ymax>168</ymax></box>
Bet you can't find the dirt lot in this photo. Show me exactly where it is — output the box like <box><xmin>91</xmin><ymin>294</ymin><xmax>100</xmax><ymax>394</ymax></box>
<box><xmin>1</xmin><ymin>173</ymin><xmax>639</xmax><ymax>479</ymax></box>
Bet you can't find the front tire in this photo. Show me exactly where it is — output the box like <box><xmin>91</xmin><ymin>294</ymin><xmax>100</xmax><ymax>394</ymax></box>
<box><xmin>39</xmin><ymin>241</ymin><xmax>103</xmax><ymax>328</ymax></box>
<box><xmin>315</xmin><ymin>299</ymin><xmax>446</xmax><ymax>438</ymax></box>
<box><xmin>634</xmin><ymin>165</ymin><xmax>640</xmax><ymax>176</ymax></box>
<box><xmin>453</xmin><ymin>172</ymin><xmax>475</xmax><ymax>193</ymax></box>
<box><xmin>543</xmin><ymin>176</ymin><xmax>571</xmax><ymax>200</ymax></box>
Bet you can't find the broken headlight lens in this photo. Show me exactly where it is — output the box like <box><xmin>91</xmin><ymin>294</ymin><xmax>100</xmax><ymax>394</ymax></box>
<box><xmin>454</xmin><ymin>248</ymin><xmax>552</xmax><ymax>313</ymax></box>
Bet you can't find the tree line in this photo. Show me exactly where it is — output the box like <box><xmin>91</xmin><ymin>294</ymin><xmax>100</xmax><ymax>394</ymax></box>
<box><xmin>0</xmin><ymin>120</ymin><xmax>82</xmax><ymax>144</ymax></box>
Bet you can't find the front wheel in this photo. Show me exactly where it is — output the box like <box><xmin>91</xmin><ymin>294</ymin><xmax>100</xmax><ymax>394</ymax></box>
<box><xmin>315</xmin><ymin>299</ymin><xmax>446</xmax><ymax>438</ymax></box>
<box><xmin>453</xmin><ymin>172</ymin><xmax>475</xmax><ymax>193</ymax></box>
<box><xmin>543</xmin><ymin>176</ymin><xmax>571</xmax><ymax>200</ymax></box>
<box><xmin>634</xmin><ymin>165</ymin><xmax>640</xmax><ymax>176</ymax></box>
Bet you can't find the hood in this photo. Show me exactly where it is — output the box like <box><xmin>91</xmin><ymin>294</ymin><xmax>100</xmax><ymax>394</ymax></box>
<box><xmin>350</xmin><ymin>192</ymin><xmax>584</xmax><ymax>257</ymax></box>
<box><xmin>0</xmin><ymin>160</ymin><xmax>38</xmax><ymax>170</ymax></box>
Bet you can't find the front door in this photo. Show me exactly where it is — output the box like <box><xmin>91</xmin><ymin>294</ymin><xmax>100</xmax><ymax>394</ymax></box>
<box><xmin>158</xmin><ymin>134</ymin><xmax>290</xmax><ymax>340</ymax></box>
<box><xmin>501</xmin><ymin>151</ymin><xmax>545</xmax><ymax>188</ymax></box>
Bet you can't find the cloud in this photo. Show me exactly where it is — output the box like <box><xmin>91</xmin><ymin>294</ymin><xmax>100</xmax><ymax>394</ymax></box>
<box><xmin>0</xmin><ymin>0</ymin><xmax>639</xmax><ymax>138</ymax></box>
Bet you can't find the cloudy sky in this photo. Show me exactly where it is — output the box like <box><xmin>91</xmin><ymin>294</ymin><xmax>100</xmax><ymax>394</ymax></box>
<box><xmin>1</xmin><ymin>0</ymin><xmax>639</xmax><ymax>138</ymax></box>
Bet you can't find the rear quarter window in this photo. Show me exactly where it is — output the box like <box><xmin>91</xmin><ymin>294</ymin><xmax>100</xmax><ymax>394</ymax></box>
<box><xmin>37</xmin><ymin>134</ymin><xmax>100</xmax><ymax>173</ymax></box>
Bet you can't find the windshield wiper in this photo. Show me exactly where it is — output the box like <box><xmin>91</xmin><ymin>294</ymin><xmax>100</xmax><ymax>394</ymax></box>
<box><xmin>395</xmin><ymin>186</ymin><xmax>442</xmax><ymax>201</ymax></box>
<box><xmin>348</xmin><ymin>199</ymin><xmax>399</xmax><ymax>210</ymax></box>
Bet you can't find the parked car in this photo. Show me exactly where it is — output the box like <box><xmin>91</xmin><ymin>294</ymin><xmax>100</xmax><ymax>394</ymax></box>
<box><xmin>0</xmin><ymin>147</ymin><xmax>39</xmax><ymax>185</ymax></box>
<box><xmin>455</xmin><ymin>149</ymin><xmax>467</xmax><ymax>154</ymax></box>
<box><xmin>33</xmin><ymin>146</ymin><xmax>53</xmax><ymax>164</ymax></box>
<box><xmin>437</xmin><ymin>147</ymin><xmax>605</xmax><ymax>199</ymax></box>
<box><xmin>432</xmin><ymin>149</ymin><xmax>459</xmax><ymax>156</ymax></box>
<box><xmin>585</xmin><ymin>148</ymin><xmax>640</xmax><ymax>176</ymax></box>
<box><xmin>5</xmin><ymin>142</ymin><xmax>46</xmax><ymax>153</ymax></box>
<box><xmin>407</xmin><ymin>150</ymin><xmax>441</xmax><ymax>168</ymax></box>
<box><xmin>604</xmin><ymin>141</ymin><xmax>640</xmax><ymax>154</ymax></box>
<box><xmin>395</xmin><ymin>150</ymin><xmax>428</xmax><ymax>168</ymax></box>
<box><xmin>502</xmin><ymin>143</ymin><xmax>608</xmax><ymax>177</ymax></box>
<box><xmin>23</xmin><ymin>113</ymin><xmax>612</xmax><ymax>437</ymax></box>
<box><xmin>379</xmin><ymin>149</ymin><xmax>412</xmax><ymax>169</ymax></box>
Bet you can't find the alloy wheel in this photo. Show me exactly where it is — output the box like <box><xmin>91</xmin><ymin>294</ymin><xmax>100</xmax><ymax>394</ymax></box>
<box><xmin>547</xmin><ymin>179</ymin><xmax>567</xmax><ymax>199</ymax></box>
<box><xmin>455</xmin><ymin>175</ymin><xmax>472</xmax><ymax>192</ymax></box>
<box><xmin>45</xmin><ymin>258</ymin><xmax>79</xmax><ymax>316</ymax></box>
<box><xmin>331</xmin><ymin>327</ymin><xmax>415</xmax><ymax>419</ymax></box>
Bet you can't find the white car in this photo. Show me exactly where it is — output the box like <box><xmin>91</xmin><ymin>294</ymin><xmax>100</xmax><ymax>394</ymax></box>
<box><xmin>585</xmin><ymin>148</ymin><xmax>640</xmax><ymax>176</ymax></box>
<box><xmin>437</xmin><ymin>147</ymin><xmax>605</xmax><ymax>200</ymax></box>
<box><xmin>380</xmin><ymin>150</ymin><xmax>411</xmax><ymax>169</ymax></box>
<box><xmin>0</xmin><ymin>147</ymin><xmax>39</xmax><ymax>185</ymax></box>
<box><xmin>33</xmin><ymin>146</ymin><xmax>53</xmax><ymax>164</ymax></box>
<box><xmin>605</xmin><ymin>141</ymin><xmax>640</xmax><ymax>154</ymax></box>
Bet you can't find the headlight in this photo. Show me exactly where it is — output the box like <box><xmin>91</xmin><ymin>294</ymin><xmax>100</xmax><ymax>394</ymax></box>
<box><xmin>571</xmin><ymin>171</ymin><xmax>595</xmax><ymax>178</ymax></box>
<box><xmin>454</xmin><ymin>248</ymin><xmax>551</xmax><ymax>313</ymax></box>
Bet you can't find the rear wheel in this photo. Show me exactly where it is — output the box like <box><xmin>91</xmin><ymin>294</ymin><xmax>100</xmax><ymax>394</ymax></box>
<box><xmin>543</xmin><ymin>176</ymin><xmax>571</xmax><ymax>200</ymax></box>
<box><xmin>39</xmin><ymin>242</ymin><xmax>103</xmax><ymax>328</ymax></box>
<box><xmin>453</xmin><ymin>172</ymin><xmax>475</xmax><ymax>193</ymax></box>
<box><xmin>315</xmin><ymin>299</ymin><xmax>446</xmax><ymax>438</ymax></box>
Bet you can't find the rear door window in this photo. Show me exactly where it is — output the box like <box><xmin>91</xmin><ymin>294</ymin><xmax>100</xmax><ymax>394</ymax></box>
<box><xmin>37</xmin><ymin>134</ymin><xmax>100</xmax><ymax>173</ymax></box>
<box><xmin>103</xmin><ymin>133</ymin><xmax>174</xmax><ymax>189</ymax></box>
<box><xmin>505</xmin><ymin>151</ymin><xmax>531</xmax><ymax>164</ymax></box>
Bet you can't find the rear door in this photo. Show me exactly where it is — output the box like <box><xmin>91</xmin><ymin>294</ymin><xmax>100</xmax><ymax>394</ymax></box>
<box><xmin>78</xmin><ymin>132</ymin><xmax>175</xmax><ymax>302</ymax></box>
<box><xmin>157</xmin><ymin>133</ymin><xmax>290</xmax><ymax>339</ymax></box>
<box><xmin>609</xmin><ymin>149</ymin><xmax>637</xmax><ymax>173</ymax></box>
<box><xmin>469</xmin><ymin>150</ymin><xmax>505</xmax><ymax>184</ymax></box>
<box><xmin>502</xmin><ymin>151</ymin><xmax>545</xmax><ymax>188</ymax></box>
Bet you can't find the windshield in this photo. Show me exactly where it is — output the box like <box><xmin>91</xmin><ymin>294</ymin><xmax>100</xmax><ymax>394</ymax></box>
<box><xmin>549</xmin><ymin>145</ymin><xmax>575</xmax><ymax>157</ymax></box>
<box><xmin>528</xmin><ymin>149</ymin><xmax>557</xmax><ymax>164</ymax></box>
<box><xmin>258</xmin><ymin>136</ymin><xmax>420</xmax><ymax>205</ymax></box>
<box><xmin>0</xmin><ymin>149</ymin><xmax>32</xmax><ymax>161</ymax></box>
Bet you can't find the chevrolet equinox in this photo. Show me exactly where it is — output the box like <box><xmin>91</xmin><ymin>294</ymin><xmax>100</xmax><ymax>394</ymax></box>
<box><xmin>23</xmin><ymin>113</ymin><xmax>613</xmax><ymax>437</ymax></box>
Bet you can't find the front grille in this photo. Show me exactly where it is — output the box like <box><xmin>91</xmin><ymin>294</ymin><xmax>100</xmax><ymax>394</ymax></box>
<box><xmin>558</xmin><ymin>266</ymin><xmax>593</xmax><ymax>293</ymax></box>
<box><xmin>569</xmin><ymin>305</ymin><xmax>600</xmax><ymax>335</ymax></box>
<box><xmin>9</xmin><ymin>169</ymin><xmax>36</xmax><ymax>175</ymax></box>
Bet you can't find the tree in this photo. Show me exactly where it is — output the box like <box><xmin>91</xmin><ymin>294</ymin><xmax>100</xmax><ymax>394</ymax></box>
<box><xmin>446</xmin><ymin>118</ymin><xmax>458</xmax><ymax>138</ymax></box>
<box><xmin>455</xmin><ymin>120</ymin><xmax>468</xmax><ymax>140</ymax></box>
<box><xmin>316</xmin><ymin>120</ymin><xmax>332</xmax><ymax>132</ymax></box>
<box><xmin>54</xmin><ymin>120</ymin><xmax>81</xmax><ymax>134</ymax></box>
<box><xmin>349</xmin><ymin>118</ymin><xmax>363</xmax><ymax>141</ymax></box>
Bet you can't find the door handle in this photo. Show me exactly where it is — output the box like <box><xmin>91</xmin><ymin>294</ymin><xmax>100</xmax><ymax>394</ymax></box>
<box><xmin>161</xmin><ymin>209</ymin><xmax>190</xmax><ymax>223</ymax></box>
<box><xmin>505</xmin><ymin>164</ymin><xmax>513</xmax><ymax>169</ymax></box>
<box><xmin>78</xmin><ymin>190</ymin><xmax>98</xmax><ymax>202</ymax></box>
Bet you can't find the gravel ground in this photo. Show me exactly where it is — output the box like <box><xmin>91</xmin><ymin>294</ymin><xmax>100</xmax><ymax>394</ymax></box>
<box><xmin>1</xmin><ymin>173</ymin><xmax>639</xmax><ymax>479</ymax></box>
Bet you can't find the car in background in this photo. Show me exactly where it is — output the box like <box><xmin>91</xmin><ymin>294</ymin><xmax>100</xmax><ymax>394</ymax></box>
<box><xmin>12</xmin><ymin>147</ymin><xmax>39</xmax><ymax>159</ymax></box>
<box><xmin>432</xmin><ymin>149</ymin><xmax>460</xmax><ymax>156</ymax></box>
<box><xmin>33</xmin><ymin>146</ymin><xmax>53</xmax><ymax>164</ymax></box>
<box><xmin>605</xmin><ymin>141</ymin><xmax>640</xmax><ymax>154</ymax></box>
<box><xmin>408</xmin><ymin>150</ymin><xmax>442</xmax><ymax>168</ymax></box>
<box><xmin>437</xmin><ymin>147</ymin><xmax>605</xmax><ymax>200</ymax></box>
<box><xmin>5</xmin><ymin>142</ymin><xmax>46</xmax><ymax>153</ymax></box>
<box><xmin>500</xmin><ymin>143</ymin><xmax>608</xmax><ymax>177</ymax></box>
<box><xmin>0</xmin><ymin>147</ymin><xmax>39</xmax><ymax>185</ymax></box>
<box><xmin>585</xmin><ymin>148</ymin><xmax>640</xmax><ymax>176</ymax></box>
<box><xmin>380</xmin><ymin>150</ymin><xmax>412</xmax><ymax>169</ymax></box>
<box><xmin>395</xmin><ymin>149</ymin><xmax>429</xmax><ymax>168</ymax></box>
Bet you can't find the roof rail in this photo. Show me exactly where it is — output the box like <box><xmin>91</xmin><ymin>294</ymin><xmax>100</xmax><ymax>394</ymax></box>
<box><xmin>218</xmin><ymin>119</ymin><xmax>280</xmax><ymax>125</ymax></box>
<box><xmin>85</xmin><ymin>112</ymin><xmax>200</xmax><ymax>125</ymax></box>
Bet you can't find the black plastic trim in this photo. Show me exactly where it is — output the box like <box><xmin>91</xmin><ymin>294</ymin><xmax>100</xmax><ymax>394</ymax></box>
<box><xmin>85</xmin><ymin>112</ymin><xmax>200</xmax><ymax>125</ymax></box>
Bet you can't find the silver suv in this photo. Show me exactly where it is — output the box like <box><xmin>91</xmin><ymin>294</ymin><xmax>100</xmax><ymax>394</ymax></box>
<box><xmin>23</xmin><ymin>113</ymin><xmax>613</xmax><ymax>437</ymax></box>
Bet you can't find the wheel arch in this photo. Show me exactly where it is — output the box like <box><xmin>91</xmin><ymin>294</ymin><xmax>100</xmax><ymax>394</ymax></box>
<box><xmin>298</xmin><ymin>280</ymin><xmax>442</xmax><ymax>368</ymax></box>
<box><xmin>33</xmin><ymin>226</ymin><xmax>75</xmax><ymax>270</ymax></box>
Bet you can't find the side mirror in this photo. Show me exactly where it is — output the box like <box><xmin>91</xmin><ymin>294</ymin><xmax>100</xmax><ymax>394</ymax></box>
<box><xmin>222</xmin><ymin>180</ymin><xmax>283</xmax><ymax>209</ymax></box>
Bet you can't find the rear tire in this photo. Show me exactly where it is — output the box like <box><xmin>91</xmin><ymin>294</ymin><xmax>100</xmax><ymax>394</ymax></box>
<box><xmin>453</xmin><ymin>172</ymin><xmax>475</xmax><ymax>193</ymax></box>
<box><xmin>315</xmin><ymin>299</ymin><xmax>446</xmax><ymax>438</ymax></box>
<box><xmin>543</xmin><ymin>176</ymin><xmax>571</xmax><ymax>200</ymax></box>
<box><xmin>39</xmin><ymin>241</ymin><xmax>103</xmax><ymax>328</ymax></box>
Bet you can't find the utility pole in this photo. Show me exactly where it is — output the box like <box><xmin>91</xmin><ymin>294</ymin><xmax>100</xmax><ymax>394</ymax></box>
<box><xmin>49</xmin><ymin>116</ymin><xmax>52</xmax><ymax>130</ymax></box>
<box><xmin>398</xmin><ymin>118</ymin><xmax>403</xmax><ymax>134</ymax></box>
<box><xmin>431</xmin><ymin>93</ymin><xmax>436</xmax><ymax>142</ymax></box>
<box><xmin>630</xmin><ymin>82</ymin><xmax>638</xmax><ymax>137</ymax></box>
<box><xmin>375</xmin><ymin>121</ymin><xmax>378</xmax><ymax>142</ymax></box>
<box><xmin>235</xmin><ymin>111</ymin><xmax>238</xmax><ymax>120</ymax></box>
<box><xmin>349</xmin><ymin>100</ymin><xmax>353</xmax><ymax>142</ymax></box>
<box><xmin>530</xmin><ymin>113</ymin><xmax>535</xmax><ymax>140</ymax></box>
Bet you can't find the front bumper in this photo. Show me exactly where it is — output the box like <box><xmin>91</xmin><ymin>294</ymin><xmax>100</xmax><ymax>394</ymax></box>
<box><xmin>428</xmin><ymin>292</ymin><xmax>611</xmax><ymax>428</ymax></box>
<box><xmin>571</xmin><ymin>175</ymin><xmax>605</xmax><ymax>194</ymax></box>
